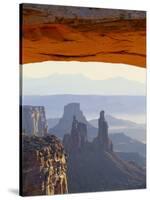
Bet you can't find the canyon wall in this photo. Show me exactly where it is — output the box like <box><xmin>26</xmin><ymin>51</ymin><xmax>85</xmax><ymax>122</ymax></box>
<box><xmin>22</xmin><ymin>105</ymin><xmax>48</xmax><ymax>136</ymax></box>
<box><xmin>21</xmin><ymin>135</ymin><xmax>68</xmax><ymax>196</ymax></box>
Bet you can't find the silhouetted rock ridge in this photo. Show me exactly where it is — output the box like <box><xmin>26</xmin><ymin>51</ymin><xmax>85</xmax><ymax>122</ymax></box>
<box><xmin>63</xmin><ymin>110</ymin><xmax>145</xmax><ymax>193</ymax></box>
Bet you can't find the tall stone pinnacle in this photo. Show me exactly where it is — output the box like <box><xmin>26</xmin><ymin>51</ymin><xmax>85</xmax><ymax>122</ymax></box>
<box><xmin>98</xmin><ymin>110</ymin><xmax>109</xmax><ymax>141</ymax></box>
<box><xmin>98</xmin><ymin>110</ymin><xmax>113</xmax><ymax>151</ymax></box>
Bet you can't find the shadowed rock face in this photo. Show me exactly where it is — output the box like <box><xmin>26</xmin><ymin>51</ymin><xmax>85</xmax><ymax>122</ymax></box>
<box><xmin>63</xmin><ymin>116</ymin><xmax>88</xmax><ymax>153</ymax></box>
<box><xmin>97</xmin><ymin>110</ymin><xmax>113</xmax><ymax>151</ymax></box>
<box><xmin>63</xmin><ymin>113</ymin><xmax>146</xmax><ymax>193</ymax></box>
<box><xmin>22</xmin><ymin>135</ymin><xmax>68</xmax><ymax>196</ymax></box>
<box><xmin>49</xmin><ymin>103</ymin><xmax>97</xmax><ymax>139</ymax></box>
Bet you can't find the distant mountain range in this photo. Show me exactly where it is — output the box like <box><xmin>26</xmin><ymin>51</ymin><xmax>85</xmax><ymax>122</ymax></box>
<box><xmin>110</xmin><ymin>133</ymin><xmax>146</xmax><ymax>157</ymax></box>
<box><xmin>48</xmin><ymin>114</ymin><xmax>144</xmax><ymax>130</ymax></box>
<box><xmin>89</xmin><ymin>114</ymin><xmax>142</xmax><ymax>128</ymax></box>
<box><xmin>23</xmin><ymin>95</ymin><xmax>146</xmax><ymax>120</ymax></box>
<box><xmin>23</xmin><ymin>74</ymin><xmax>146</xmax><ymax>96</ymax></box>
<box><xmin>89</xmin><ymin>115</ymin><xmax>146</xmax><ymax>142</ymax></box>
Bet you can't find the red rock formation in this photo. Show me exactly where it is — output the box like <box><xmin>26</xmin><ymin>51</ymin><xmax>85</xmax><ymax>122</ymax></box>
<box><xmin>20</xmin><ymin>4</ymin><xmax>146</xmax><ymax>67</ymax></box>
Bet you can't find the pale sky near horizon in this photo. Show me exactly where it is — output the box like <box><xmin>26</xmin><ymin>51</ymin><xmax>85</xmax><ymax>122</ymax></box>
<box><xmin>22</xmin><ymin>61</ymin><xmax>146</xmax><ymax>83</ymax></box>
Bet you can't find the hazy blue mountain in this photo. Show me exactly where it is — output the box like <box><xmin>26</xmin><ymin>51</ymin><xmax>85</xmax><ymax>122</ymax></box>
<box><xmin>109</xmin><ymin>133</ymin><xmax>146</xmax><ymax>157</ymax></box>
<box><xmin>23</xmin><ymin>74</ymin><xmax>146</xmax><ymax>96</ymax></box>
<box><xmin>47</xmin><ymin>118</ymin><xmax>60</xmax><ymax>129</ymax></box>
<box><xmin>22</xmin><ymin>95</ymin><xmax>146</xmax><ymax>120</ymax></box>
<box><xmin>89</xmin><ymin>115</ymin><xmax>146</xmax><ymax>142</ymax></box>
<box><xmin>109</xmin><ymin>127</ymin><xmax>146</xmax><ymax>143</ymax></box>
<box><xmin>89</xmin><ymin>114</ymin><xmax>141</xmax><ymax>128</ymax></box>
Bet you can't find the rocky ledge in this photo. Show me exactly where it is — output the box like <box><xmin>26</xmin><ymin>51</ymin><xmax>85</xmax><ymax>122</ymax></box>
<box><xmin>21</xmin><ymin>135</ymin><xmax>68</xmax><ymax>196</ymax></box>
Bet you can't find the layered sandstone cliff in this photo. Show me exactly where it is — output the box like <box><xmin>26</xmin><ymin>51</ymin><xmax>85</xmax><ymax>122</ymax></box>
<box><xmin>21</xmin><ymin>4</ymin><xmax>146</xmax><ymax>67</ymax></box>
<box><xmin>22</xmin><ymin>105</ymin><xmax>48</xmax><ymax>136</ymax></box>
<box><xmin>21</xmin><ymin>135</ymin><xmax>68</xmax><ymax>196</ymax></box>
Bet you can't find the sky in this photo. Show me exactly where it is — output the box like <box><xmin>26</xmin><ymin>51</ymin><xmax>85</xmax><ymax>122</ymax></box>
<box><xmin>22</xmin><ymin>61</ymin><xmax>146</xmax><ymax>96</ymax></box>
<box><xmin>22</xmin><ymin>61</ymin><xmax>146</xmax><ymax>83</ymax></box>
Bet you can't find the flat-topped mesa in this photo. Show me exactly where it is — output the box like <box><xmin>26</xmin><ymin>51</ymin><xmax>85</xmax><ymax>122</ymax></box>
<box><xmin>63</xmin><ymin>103</ymin><xmax>86</xmax><ymax>121</ymax></box>
<box><xmin>22</xmin><ymin>105</ymin><xmax>48</xmax><ymax>136</ymax></box>
<box><xmin>49</xmin><ymin>102</ymin><xmax>94</xmax><ymax>139</ymax></box>
<box><xmin>98</xmin><ymin>110</ymin><xmax>113</xmax><ymax>151</ymax></box>
<box><xmin>22</xmin><ymin>135</ymin><xmax>68</xmax><ymax>196</ymax></box>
